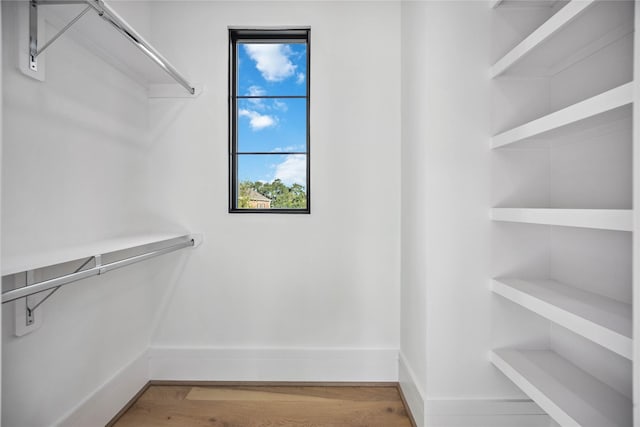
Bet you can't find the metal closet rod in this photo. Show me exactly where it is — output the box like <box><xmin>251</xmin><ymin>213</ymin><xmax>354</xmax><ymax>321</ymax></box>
<box><xmin>1</xmin><ymin>238</ymin><xmax>195</xmax><ymax>304</ymax></box>
<box><xmin>37</xmin><ymin>0</ymin><xmax>195</xmax><ymax>94</ymax></box>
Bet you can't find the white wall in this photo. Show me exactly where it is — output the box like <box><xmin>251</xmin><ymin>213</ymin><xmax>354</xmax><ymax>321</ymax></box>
<box><xmin>399</xmin><ymin>1</ymin><xmax>428</xmax><ymax>422</ymax></box>
<box><xmin>1</xmin><ymin>2</ymin><xmax>184</xmax><ymax>426</ymax></box>
<box><xmin>400</xmin><ymin>2</ymin><xmax>532</xmax><ymax>424</ymax></box>
<box><xmin>0</xmin><ymin>3</ymin><xmax>3</xmax><ymax>424</ymax></box>
<box><xmin>633</xmin><ymin>4</ymin><xmax>640</xmax><ymax>423</ymax></box>
<box><xmin>145</xmin><ymin>0</ymin><xmax>402</xmax><ymax>376</ymax></box>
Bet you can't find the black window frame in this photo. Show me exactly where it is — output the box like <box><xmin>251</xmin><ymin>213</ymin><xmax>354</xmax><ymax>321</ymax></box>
<box><xmin>229</xmin><ymin>28</ymin><xmax>311</xmax><ymax>214</ymax></box>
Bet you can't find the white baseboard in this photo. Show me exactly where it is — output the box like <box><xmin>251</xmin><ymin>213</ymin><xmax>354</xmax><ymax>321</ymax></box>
<box><xmin>398</xmin><ymin>352</ymin><xmax>550</xmax><ymax>427</ymax></box>
<box><xmin>425</xmin><ymin>399</ymin><xmax>549</xmax><ymax>427</ymax></box>
<box><xmin>425</xmin><ymin>414</ymin><xmax>550</xmax><ymax>427</ymax></box>
<box><xmin>55</xmin><ymin>350</ymin><xmax>149</xmax><ymax>427</ymax></box>
<box><xmin>398</xmin><ymin>352</ymin><xmax>426</xmax><ymax>427</ymax></box>
<box><xmin>147</xmin><ymin>347</ymin><xmax>399</xmax><ymax>382</ymax></box>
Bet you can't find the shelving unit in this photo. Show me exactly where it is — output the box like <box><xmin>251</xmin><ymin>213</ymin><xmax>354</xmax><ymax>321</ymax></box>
<box><xmin>490</xmin><ymin>208</ymin><xmax>632</xmax><ymax>231</ymax></box>
<box><xmin>490</xmin><ymin>349</ymin><xmax>632</xmax><ymax>427</ymax></box>
<box><xmin>492</xmin><ymin>278</ymin><xmax>632</xmax><ymax>359</ymax></box>
<box><xmin>490</xmin><ymin>0</ymin><xmax>635</xmax><ymax>425</ymax></box>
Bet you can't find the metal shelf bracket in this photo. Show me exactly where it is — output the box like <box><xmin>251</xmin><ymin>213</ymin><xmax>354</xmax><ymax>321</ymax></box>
<box><xmin>25</xmin><ymin>0</ymin><xmax>196</xmax><ymax>94</ymax></box>
<box><xmin>29</xmin><ymin>0</ymin><xmax>91</xmax><ymax>71</ymax></box>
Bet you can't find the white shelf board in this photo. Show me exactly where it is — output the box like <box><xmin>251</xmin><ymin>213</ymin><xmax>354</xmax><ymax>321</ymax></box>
<box><xmin>491</xmin><ymin>349</ymin><xmax>631</xmax><ymax>427</ymax></box>
<box><xmin>491</xmin><ymin>0</ymin><xmax>634</xmax><ymax>78</ymax></box>
<box><xmin>40</xmin><ymin>2</ymin><xmax>195</xmax><ymax>95</ymax></box>
<box><xmin>2</xmin><ymin>233</ymin><xmax>191</xmax><ymax>276</ymax></box>
<box><xmin>491</xmin><ymin>208</ymin><xmax>632</xmax><ymax>231</ymax></box>
<box><xmin>492</xmin><ymin>278</ymin><xmax>632</xmax><ymax>359</ymax></box>
<box><xmin>492</xmin><ymin>83</ymin><xmax>633</xmax><ymax>149</ymax></box>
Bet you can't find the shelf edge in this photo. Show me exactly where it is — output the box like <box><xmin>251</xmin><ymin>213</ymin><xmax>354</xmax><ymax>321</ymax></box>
<box><xmin>492</xmin><ymin>83</ymin><xmax>634</xmax><ymax>148</ymax></box>
<box><xmin>490</xmin><ymin>350</ymin><xmax>580</xmax><ymax>427</ymax></box>
<box><xmin>491</xmin><ymin>0</ymin><xmax>595</xmax><ymax>78</ymax></box>
<box><xmin>490</xmin><ymin>208</ymin><xmax>633</xmax><ymax>231</ymax></box>
<box><xmin>490</xmin><ymin>349</ymin><xmax>632</xmax><ymax>427</ymax></box>
<box><xmin>491</xmin><ymin>279</ymin><xmax>632</xmax><ymax>359</ymax></box>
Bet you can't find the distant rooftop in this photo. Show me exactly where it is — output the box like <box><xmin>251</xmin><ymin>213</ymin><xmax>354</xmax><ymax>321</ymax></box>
<box><xmin>248</xmin><ymin>189</ymin><xmax>271</xmax><ymax>202</ymax></box>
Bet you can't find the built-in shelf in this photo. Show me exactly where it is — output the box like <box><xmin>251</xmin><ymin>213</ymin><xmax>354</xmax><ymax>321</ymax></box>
<box><xmin>491</xmin><ymin>0</ymin><xmax>634</xmax><ymax>78</ymax></box>
<box><xmin>492</xmin><ymin>83</ymin><xmax>633</xmax><ymax>149</ymax></box>
<box><xmin>492</xmin><ymin>278</ymin><xmax>632</xmax><ymax>359</ymax></box>
<box><xmin>490</xmin><ymin>349</ymin><xmax>631</xmax><ymax>427</ymax></box>
<box><xmin>29</xmin><ymin>1</ymin><xmax>200</xmax><ymax>96</ymax></box>
<box><xmin>491</xmin><ymin>208</ymin><xmax>632</xmax><ymax>231</ymax></box>
<box><xmin>2</xmin><ymin>233</ymin><xmax>196</xmax><ymax>277</ymax></box>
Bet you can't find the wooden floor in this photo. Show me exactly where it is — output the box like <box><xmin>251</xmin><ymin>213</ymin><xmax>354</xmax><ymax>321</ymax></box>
<box><xmin>111</xmin><ymin>384</ymin><xmax>414</xmax><ymax>427</ymax></box>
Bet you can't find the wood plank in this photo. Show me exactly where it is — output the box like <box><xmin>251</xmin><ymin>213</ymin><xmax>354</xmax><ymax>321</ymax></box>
<box><xmin>186</xmin><ymin>385</ymin><xmax>402</xmax><ymax>402</ymax></box>
<box><xmin>137</xmin><ymin>386</ymin><xmax>191</xmax><ymax>402</ymax></box>
<box><xmin>112</xmin><ymin>385</ymin><xmax>413</xmax><ymax>427</ymax></box>
<box><xmin>186</xmin><ymin>387</ymin><xmax>335</xmax><ymax>402</ymax></box>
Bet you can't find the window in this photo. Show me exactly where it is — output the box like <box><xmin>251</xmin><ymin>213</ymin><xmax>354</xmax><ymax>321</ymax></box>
<box><xmin>229</xmin><ymin>28</ymin><xmax>310</xmax><ymax>213</ymax></box>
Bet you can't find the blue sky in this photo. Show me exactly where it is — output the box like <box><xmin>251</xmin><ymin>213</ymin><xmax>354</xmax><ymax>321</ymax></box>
<box><xmin>236</xmin><ymin>43</ymin><xmax>307</xmax><ymax>187</ymax></box>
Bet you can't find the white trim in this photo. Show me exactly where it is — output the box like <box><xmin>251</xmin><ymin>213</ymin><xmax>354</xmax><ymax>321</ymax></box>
<box><xmin>55</xmin><ymin>350</ymin><xmax>149</xmax><ymax>427</ymax></box>
<box><xmin>398</xmin><ymin>352</ymin><xmax>425</xmax><ymax>427</ymax></box>
<box><xmin>425</xmin><ymin>399</ymin><xmax>549</xmax><ymax>427</ymax></box>
<box><xmin>148</xmin><ymin>347</ymin><xmax>399</xmax><ymax>382</ymax></box>
<box><xmin>426</xmin><ymin>399</ymin><xmax>544</xmax><ymax>415</ymax></box>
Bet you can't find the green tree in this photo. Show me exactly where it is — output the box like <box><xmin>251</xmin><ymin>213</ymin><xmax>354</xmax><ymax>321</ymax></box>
<box><xmin>238</xmin><ymin>182</ymin><xmax>251</xmax><ymax>208</ymax></box>
<box><xmin>238</xmin><ymin>180</ymin><xmax>307</xmax><ymax>209</ymax></box>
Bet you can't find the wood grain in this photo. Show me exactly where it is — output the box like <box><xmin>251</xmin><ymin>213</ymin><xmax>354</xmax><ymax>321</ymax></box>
<box><xmin>112</xmin><ymin>384</ymin><xmax>414</xmax><ymax>427</ymax></box>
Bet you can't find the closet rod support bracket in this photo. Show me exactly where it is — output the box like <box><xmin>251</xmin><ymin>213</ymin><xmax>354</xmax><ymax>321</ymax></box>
<box><xmin>25</xmin><ymin>271</ymin><xmax>35</xmax><ymax>326</ymax></box>
<box><xmin>95</xmin><ymin>254</ymin><xmax>105</xmax><ymax>275</ymax></box>
<box><xmin>29</xmin><ymin>0</ymin><xmax>38</xmax><ymax>71</ymax></box>
<box><xmin>29</xmin><ymin>0</ymin><xmax>92</xmax><ymax>71</ymax></box>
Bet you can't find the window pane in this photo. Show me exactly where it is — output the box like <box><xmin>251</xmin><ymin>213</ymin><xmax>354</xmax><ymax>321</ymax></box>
<box><xmin>236</xmin><ymin>154</ymin><xmax>307</xmax><ymax>209</ymax></box>
<box><xmin>237</xmin><ymin>43</ymin><xmax>307</xmax><ymax>97</ymax></box>
<box><xmin>237</xmin><ymin>98</ymin><xmax>307</xmax><ymax>153</ymax></box>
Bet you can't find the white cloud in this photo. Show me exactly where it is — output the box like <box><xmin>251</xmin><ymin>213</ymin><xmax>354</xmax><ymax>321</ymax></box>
<box><xmin>239</xmin><ymin>109</ymin><xmax>277</xmax><ymax>130</ymax></box>
<box><xmin>272</xmin><ymin>100</ymin><xmax>288</xmax><ymax>111</ymax></box>
<box><xmin>246</xmin><ymin>85</ymin><xmax>266</xmax><ymax>108</ymax></box>
<box><xmin>247</xmin><ymin>85</ymin><xmax>266</xmax><ymax>97</ymax></box>
<box><xmin>296</xmin><ymin>73</ymin><xmax>305</xmax><ymax>84</ymax></box>
<box><xmin>274</xmin><ymin>155</ymin><xmax>306</xmax><ymax>185</ymax></box>
<box><xmin>244</xmin><ymin>44</ymin><xmax>296</xmax><ymax>82</ymax></box>
<box><xmin>271</xmin><ymin>144</ymin><xmax>304</xmax><ymax>153</ymax></box>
